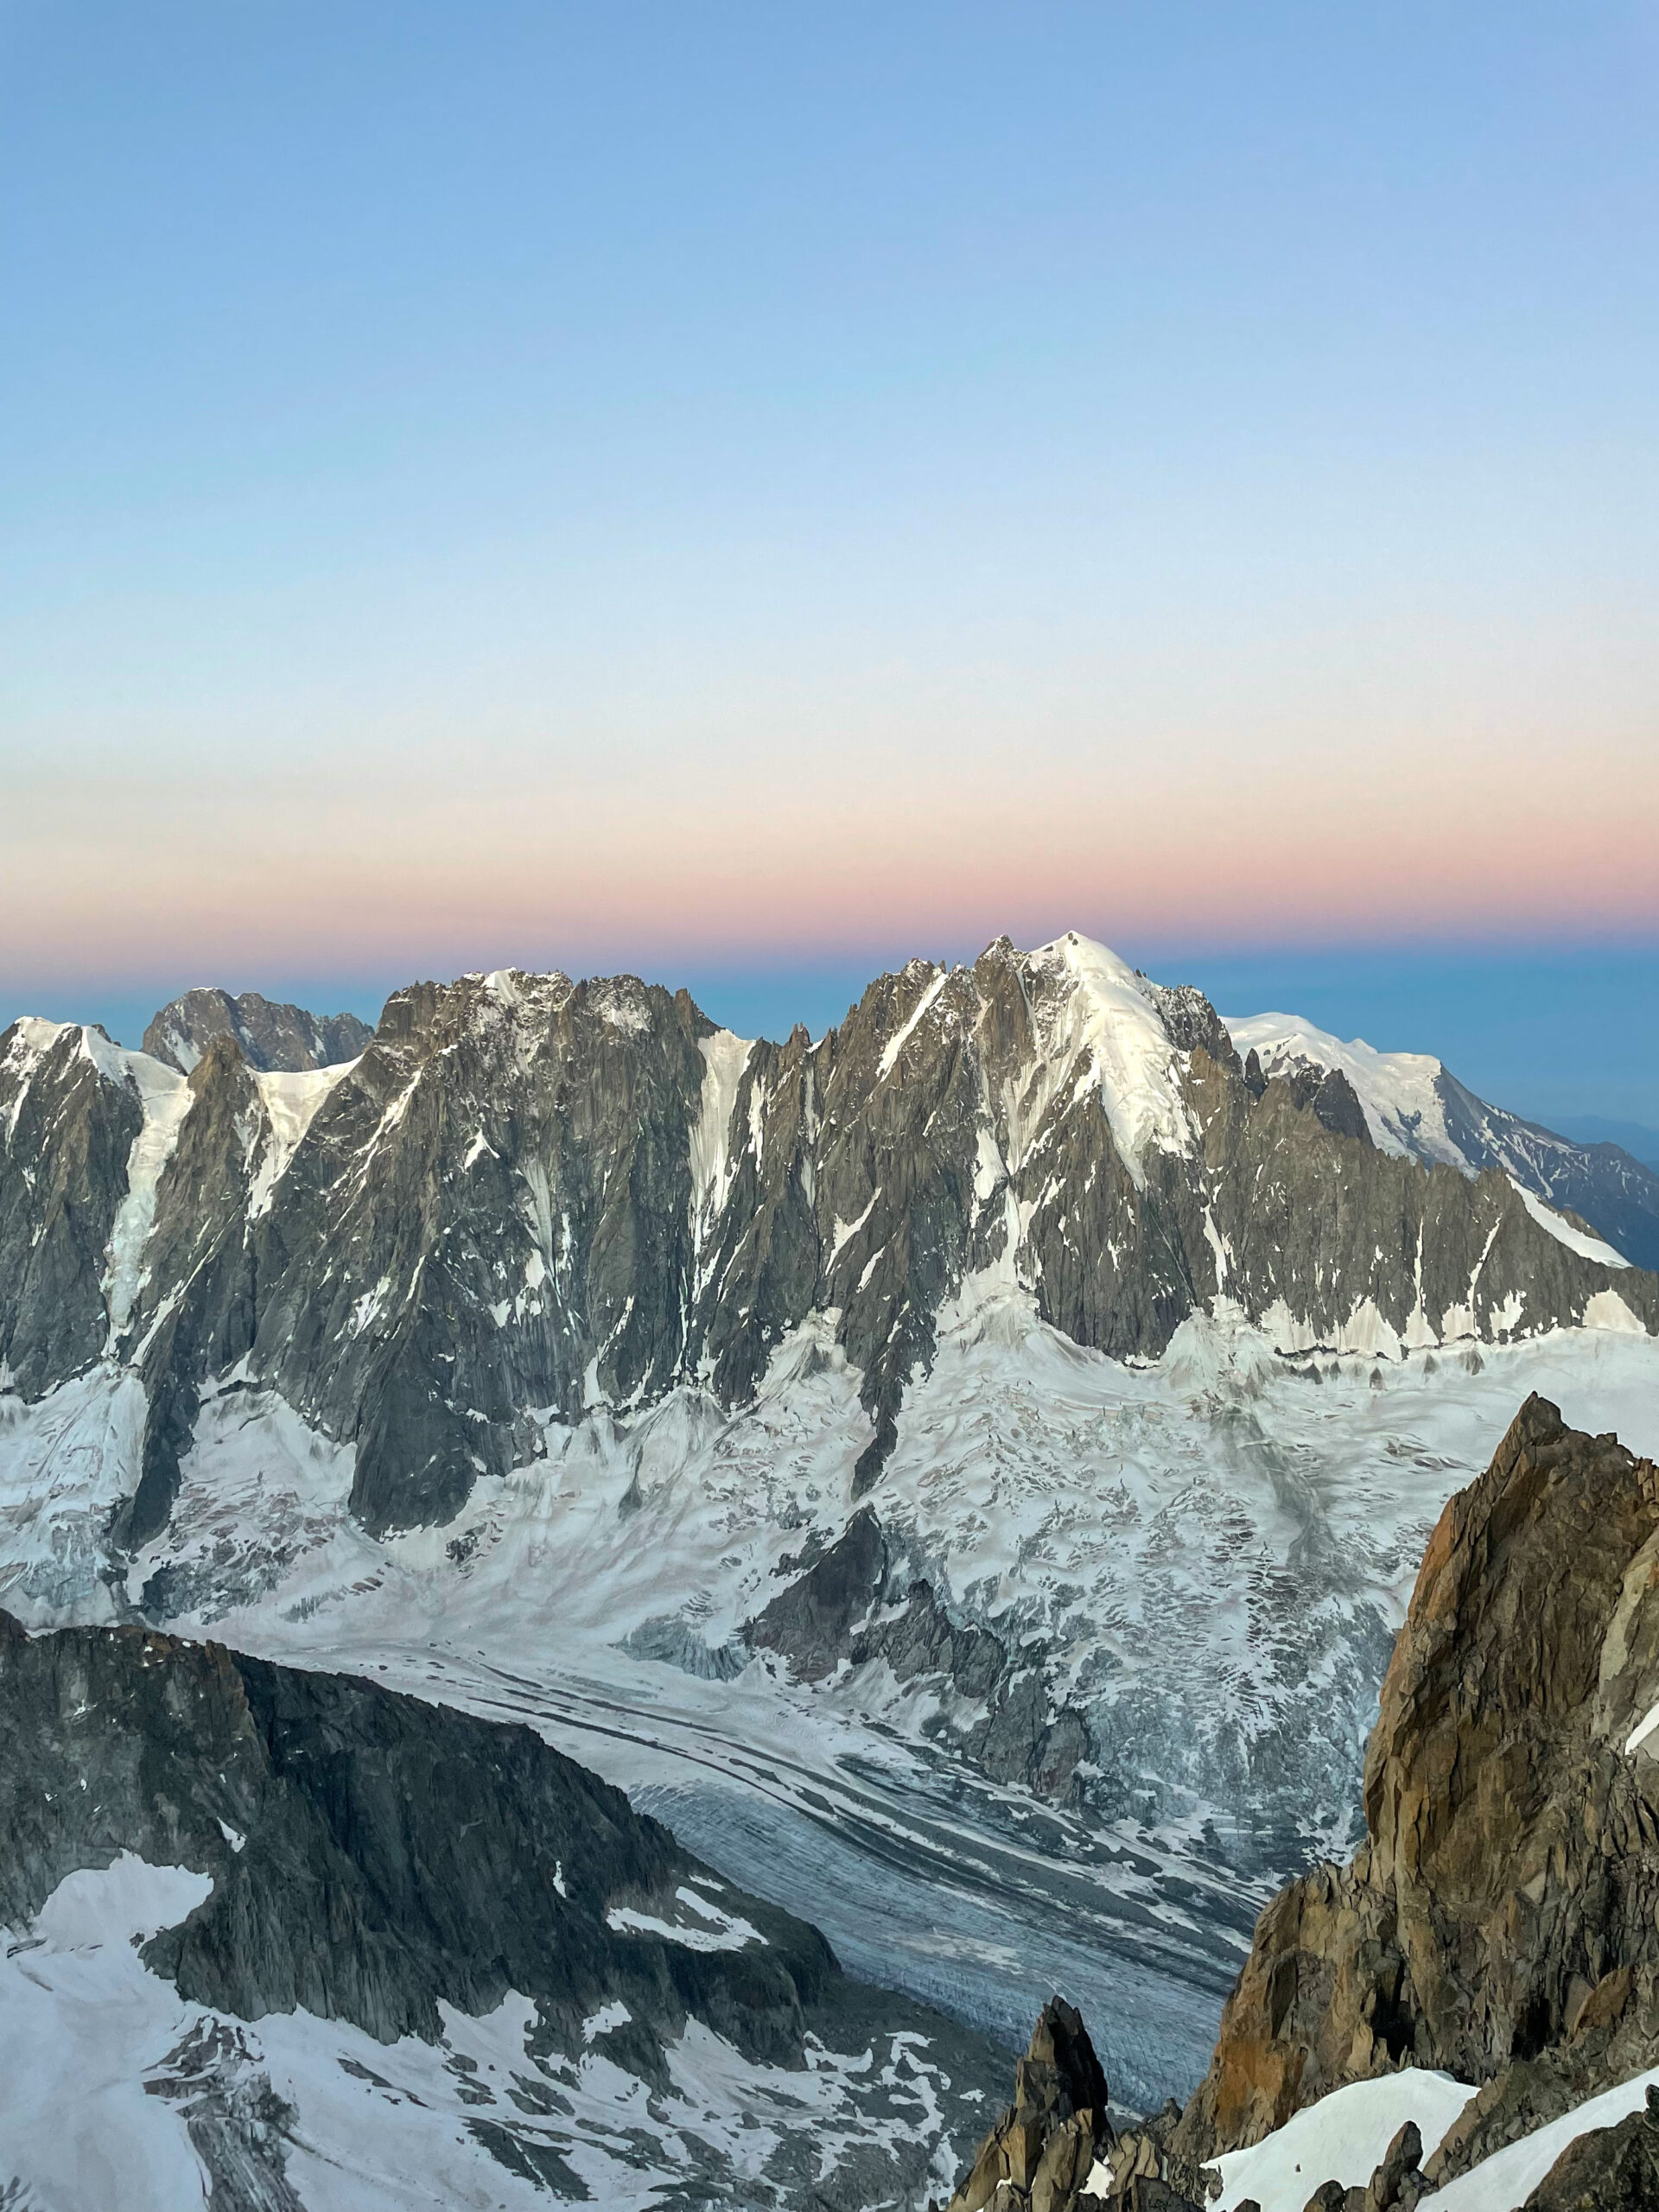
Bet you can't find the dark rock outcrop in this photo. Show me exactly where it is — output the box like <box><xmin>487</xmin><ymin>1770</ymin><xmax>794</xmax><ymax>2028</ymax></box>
<box><xmin>1173</xmin><ymin>1395</ymin><xmax>1659</xmax><ymax>2169</ymax></box>
<box><xmin>1291</xmin><ymin>2118</ymin><xmax>1427</xmax><ymax>2212</ymax></box>
<box><xmin>2</xmin><ymin>1603</ymin><xmax>1004</xmax><ymax>2068</ymax></box>
<box><xmin>1520</xmin><ymin>2085</ymin><xmax>1659</xmax><ymax>2209</ymax></box>
<box><xmin>1</xmin><ymin>1606</ymin><xmax>1007</xmax><ymax>2207</ymax></box>
<box><xmin>945</xmin><ymin>1997</ymin><xmax>1125</xmax><ymax>2212</ymax></box>
<box><xmin>1</xmin><ymin>1605</ymin><xmax>836</xmax><ymax>2058</ymax></box>
<box><xmin>143</xmin><ymin>988</ymin><xmax>372</xmax><ymax>1074</ymax></box>
<box><xmin>1243</xmin><ymin>1026</ymin><xmax>1659</xmax><ymax>1271</ymax></box>
<box><xmin>0</xmin><ymin>1021</ymin><xmax>141</xmax><ymax>1395</ymax></box>
<box><xmin>748</xmin><ymin>1506</ymin><xmax>1093</xmax><ymax>1800</ymax></box>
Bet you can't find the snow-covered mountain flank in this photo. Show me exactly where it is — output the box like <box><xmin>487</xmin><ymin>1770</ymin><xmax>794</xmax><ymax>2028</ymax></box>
<box><xmin>1229</xmin><ymin>1011</ymin><xmax>1659</xmax><ymax>1272</ymax></box>
<box><xmin>3</xmin><ymin>934</ymin><xmax>1658</xmax><ymax>2120</ymax></box>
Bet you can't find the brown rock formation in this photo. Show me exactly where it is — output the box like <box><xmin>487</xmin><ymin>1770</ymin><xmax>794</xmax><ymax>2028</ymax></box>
<box><xmin>1174</xmin><ymin>1395</ymin><xmax>1659</xmax><ymax>2171</ymax></box>
<box><xmin>945</xmin><ymin>1997</ymin><xmax>1120</xmax><ymax>2212</ymax></box>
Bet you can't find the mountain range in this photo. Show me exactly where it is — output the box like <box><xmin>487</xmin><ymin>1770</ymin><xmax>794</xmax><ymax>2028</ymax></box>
<box><xmin>3</xmin><ymin>937</ymin><xmax>1652</xmax><ymax>1544</ymax></box>
<box><xmin>3</xmin><ymin>933</ymin><xmax>1659</xmax><ymax>2190</ymax></box>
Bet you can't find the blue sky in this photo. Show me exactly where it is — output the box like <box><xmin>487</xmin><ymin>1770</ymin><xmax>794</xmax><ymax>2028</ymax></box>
<box><xmin>3</xmin><ymin>3</ymin><xmax>1656</xmax><ymax>1116</ymax></box>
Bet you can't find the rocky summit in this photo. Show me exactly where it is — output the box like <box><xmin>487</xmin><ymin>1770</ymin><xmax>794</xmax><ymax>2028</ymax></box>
<box><xmin>1172</xmin><ymin>1394</ymin><xmax>1659</xmax><ymax>2193</ymax></box>
<box><xmin>142</xmin><ymin>987</ymin><xmax>373</xmax><ymax>1075</ymax></box>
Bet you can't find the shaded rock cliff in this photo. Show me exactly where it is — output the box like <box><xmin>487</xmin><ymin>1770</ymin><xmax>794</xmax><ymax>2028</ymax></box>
<box><xmin>1</xmin><ymin>1606</ymin><xmax>1007</xmax><ymax>2208</ymax></box>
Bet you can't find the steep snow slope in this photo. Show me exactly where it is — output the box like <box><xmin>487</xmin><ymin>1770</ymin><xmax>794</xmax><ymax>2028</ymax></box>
<box><xmin>1227</xmin><ymin>1014</ymin><xmax>1464</xmax><ymax>1165</ymax></box>
<box><xmin>1205</xmin><ymin>2063</ymin><xmax>1659</xmax><ymax>2212</ymax></box>
<box><xmin>1209</xmin><ymin>2069</ymin><xmax>1475</xmax><ymax>2209</ymax></box>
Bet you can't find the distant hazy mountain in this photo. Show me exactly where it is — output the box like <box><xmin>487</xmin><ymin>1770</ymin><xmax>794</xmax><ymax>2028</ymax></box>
<box><xmin>1546</xmin><ymin>1113</ymin><xmax>1659</xmax><ymax>1173</ymax></box>
<box><xmin>1228</xmin><ymin>1012</ymin><xmax>1659</xmax><ymax>1271</ymax></box>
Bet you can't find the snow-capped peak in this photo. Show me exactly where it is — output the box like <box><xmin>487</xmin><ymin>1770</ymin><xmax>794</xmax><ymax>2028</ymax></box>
<box><xmin>1224</xmin><ymin>1012</ymin><xmax>1461</xmax><ymax>1166</ymax></box>
<box><xmin>1015</xmin><ymin>931</ymin><xmax>1195</xmax><ymax>1180</ymax></box>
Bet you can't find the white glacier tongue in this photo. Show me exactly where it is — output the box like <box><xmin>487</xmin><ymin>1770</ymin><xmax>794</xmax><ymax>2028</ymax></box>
<box><xmin>104</xmin><ymin>1051</ymin><xmax>193</xmax><ymax>1339</ymax></box>
<box><xmin>247</xmin><ymin>1058</ymin><xmax>359</xmax><ymax>1217</ymax></box>
<box><xmin>689</xmin><ymin>1027</ymin><xmax>753</xmax><ymax>1272</ymax></box>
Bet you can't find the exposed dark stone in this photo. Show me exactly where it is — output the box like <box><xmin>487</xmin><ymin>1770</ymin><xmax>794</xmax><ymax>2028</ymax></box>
<box><xmin>1</xmin><ymin>1605</ymin><xmax>1006</xmax><ymax>2077</ymax></box>
<box><xmin>144</xmin><ymin>2018</ymin><xmax>305</xmax><ymax>2212</ymax></box>
<box><xmin>0</xmin><ymin>1021</ymin><xmax>141</xmax><ymax>1395</ymax></box>
<box><xmin>1367</xmin><ymin>2118</ymin><xmax>1424</xmax><ymax>2209</ymax></box>
<box><xmin>747</xmin><ymin>1510</ymin><xmax>1095</xmax><ymax>1802</ymax></box>
<box><xmin>143</xmin><ymin>989</ymin><xmax>372</xmax><ymax>1075</ymax></box>
<box><xmin>1434</xmin><ymin>1068</ymin><xmax>1659</xmax><ymax>1271</ymax></box>
<box><xmin>1</xmin><ymin>1606</ymin><xmax>1008</xmax><ymax>2208</ymax></box>
<box><xmin>747</xmin><ymin>1507</ymin><xmax>887</xmax><ymax>1679</ymax></box>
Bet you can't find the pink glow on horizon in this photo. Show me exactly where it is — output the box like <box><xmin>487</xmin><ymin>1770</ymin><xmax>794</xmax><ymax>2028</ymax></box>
<box><xmin>7</xmin><ymin>758</ymin><xmax>1656</xmax><ymax>993</ymax></box>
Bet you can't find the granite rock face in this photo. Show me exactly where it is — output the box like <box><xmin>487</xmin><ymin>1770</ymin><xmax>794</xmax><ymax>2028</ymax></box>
<box><xmin>943</xmin><ymin>1998</ymin><xmax>1206</xmax><ymax>2212</ymax></box>
<box><xmin>3</xmin><ymin>937</ymin><xmax>1652</xmax><ymax>1549</ymax></box>
<box><xmin>944</xmin><ymin>1997</ymin><xmax>1119</xmax><ymax>2212</ymax></box>
<box><xmin>142</xmin><ymin>988</ymin><xmax>372</xmax><ymax>1075</ymax></box>
<box><xmin>0</xmin><ymin>1020</ymin><xmax>142</xmax><ymax>1397</ymax></box>
<box><xmin>1174</xmin><ymin>1395</ymin><xmax>1659</xmax><ymax>2170</ymax></box>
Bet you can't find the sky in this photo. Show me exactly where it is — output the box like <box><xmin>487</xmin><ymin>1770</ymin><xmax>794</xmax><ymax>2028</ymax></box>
<box><xmin>3</xmin><ymin>3</ymin><xmax>1656</xmax><ymax>1120</ymax></box>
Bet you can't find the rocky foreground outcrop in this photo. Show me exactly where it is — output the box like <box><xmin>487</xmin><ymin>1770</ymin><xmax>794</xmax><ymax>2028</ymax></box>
<box><xmin>950</xmin><ymin>1394</ymin><xmax>1659</xmax><ymax>2212</ymax></box>
<box><xmin>938</xmin><ymin>1996</ymin><xmax>1201</xmax><ymax>2212</ymax></box>
<box><xmin>1170</xmin><ymin>1394</ymin><xmax>1659</xmax><ymax>2186</ymax></box>
<box><xmin>1519</xmin><ymin>2084</ymin><xmax>1659</xmax><ymax>2209</ymax></box>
